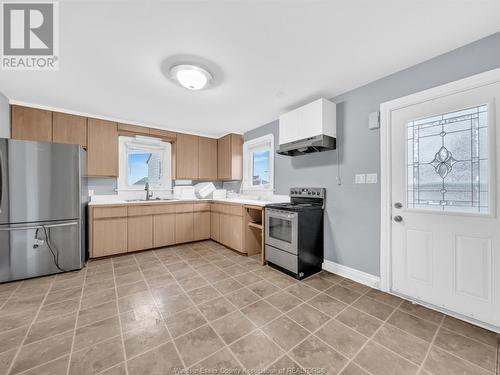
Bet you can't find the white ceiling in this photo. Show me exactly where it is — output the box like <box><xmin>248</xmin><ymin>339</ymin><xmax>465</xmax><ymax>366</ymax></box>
<box><xmin>1</xmin><ymin>0</ymin><xmax>499</xmax><ymax>137</ymax></box>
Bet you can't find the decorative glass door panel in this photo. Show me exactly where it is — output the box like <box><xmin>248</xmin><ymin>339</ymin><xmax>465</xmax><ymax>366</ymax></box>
<box><xmin>407</xmin><ymin>105</ymin><xmax>489</xmax><ymax>213</ymax></box>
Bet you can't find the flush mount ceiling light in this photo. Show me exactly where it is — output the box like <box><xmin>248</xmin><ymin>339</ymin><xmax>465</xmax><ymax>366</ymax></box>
<box><xmin>170</xmin><ymin>64</ymin><xmax>213</xmax><ymax>90</ymax></box>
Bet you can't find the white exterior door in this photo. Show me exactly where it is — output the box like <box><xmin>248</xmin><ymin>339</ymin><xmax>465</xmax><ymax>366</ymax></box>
<box><xmin>390</xmin><ymin>80</ymin><xmax>500</xmax><ymax>328</ymax></box>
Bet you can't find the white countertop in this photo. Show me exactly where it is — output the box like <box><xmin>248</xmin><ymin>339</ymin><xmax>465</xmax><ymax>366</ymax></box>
<box><xmin>88</xmin><ymin>197</ymin><xmax>289</xmax><ymax>207</ymax></box>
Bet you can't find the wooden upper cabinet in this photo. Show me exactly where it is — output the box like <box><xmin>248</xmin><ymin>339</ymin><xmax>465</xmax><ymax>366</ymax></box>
<box><xmin>11</xmin><ymin>105</ymin><xmax>53</xmax><ymax>142</ymax></box>
<box><xmin>217</xmin><ymin>134</ymin><xmax>243</xmax><ymax>180</ymax></box>
<box><xmin>53</xmin><ymin>112</ymin><xmax>88</xmax><ymax>147</ymax></box>
<box><xmin>176</xmin><ymin>133</ymin><xmax>199</xmax><ymax>179</ymax></box>
<box><xmin>87</xmin><ymin>118</ymin><xmax>118</xmax><ymax>177</ymax></box>
<box><xmin>149</xmin><ymin>128</ymin><xmax>177</xmax><ymax>141</ymax></box>
<box><xmin>198</xmin><ymin>137</ymin><xmax>217</xmax><ymax>180</ymax></box>
<box><xmin>117</xmin><ymin>123</ymin><xmax>149</xmax><ymax>136</ymax></box>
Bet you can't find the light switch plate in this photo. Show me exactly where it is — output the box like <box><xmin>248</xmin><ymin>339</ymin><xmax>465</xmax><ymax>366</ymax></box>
<box><xmin>355</xmin><ymin>174</ymin><xmax>366</xmax><ymax>184</ymax></box>
<box><xmin>366</xmin><ymin>173</ymin><xmax>378</xmax><ymax>184</ymax></box>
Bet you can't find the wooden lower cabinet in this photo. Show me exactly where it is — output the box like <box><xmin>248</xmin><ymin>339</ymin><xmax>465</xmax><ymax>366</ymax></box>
<box><xmin>194</xmin><ymin>211</ymin><xmax>210</xmax><ymax>241</ymax></box>
<box><xmin>210</xmin><ymin>211</ymin><xmax>220</xmax><ymax>242</ymax></box>
<box><xmin>154</xmin><ymin>214</ymin><xmax>176</xmax><ymax>247</ymax></box>
<box><xmin>220</xmin><ymin>214</ymin><xmax>243</xmax><ymax>253</ymax></box>
<box><xmin>90</xmin><ymin>202</ymin><xmax>247</xmax><ymax>258</ymax></box>
<box><xmin>93</xmin><ymin>218</ymin><xmax>128</xmax><ymax>257</ymax></box>
<box><xmin>128</xmin><ymin>216</ymin><xmax>153</xmax><ymax>252</ymax></box>
<box><xmin>175</xmin><ymin>212</ymin><xmax>194</xmax><ymax>244</ymax></box>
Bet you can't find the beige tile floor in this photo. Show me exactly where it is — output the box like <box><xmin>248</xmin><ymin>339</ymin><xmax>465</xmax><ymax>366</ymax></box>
<box><xmin>0</xmin><ymin>240</ymin><xmax>498</xmax><ymax>375</ymax></box>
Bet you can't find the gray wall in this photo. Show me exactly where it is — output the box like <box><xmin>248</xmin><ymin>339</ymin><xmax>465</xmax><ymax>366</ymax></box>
<box><xmin>0</xmin><ymin>91</ymin><xmax>10</xmax><ymax>138</ymax></box>
<box><xmin>245</xmin><ymin>31</ymin><xmax>500</xmax><ymax>276</ymax></box>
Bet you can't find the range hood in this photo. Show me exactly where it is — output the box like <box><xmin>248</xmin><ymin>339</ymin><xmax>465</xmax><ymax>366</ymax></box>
<box><xmin>278</xmin><ymin>98</ymin><xmax>337</xmax><ymax>157</ymax></box>
<box><xmin>277</xmin><ymin>134</ymin><xmax>336</xmax><ymax>156</ymax></box>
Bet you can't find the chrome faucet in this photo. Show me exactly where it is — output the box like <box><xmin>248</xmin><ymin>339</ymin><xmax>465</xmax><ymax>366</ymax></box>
<box><xmin>145</xmin><ymin>183</ymin><xmax>153</xmax><ymax>200</ymax></box>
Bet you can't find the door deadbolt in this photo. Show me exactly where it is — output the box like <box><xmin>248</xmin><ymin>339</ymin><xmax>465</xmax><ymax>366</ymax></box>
<box><xmin>393</xmin><ymin>215</ymin><xmax>403</xmax><ymax>223</ymax></box>
<box><xmin>394</xmin><ymin>202</ymin><xmax>402</xmax><ymax>209</ymax></box>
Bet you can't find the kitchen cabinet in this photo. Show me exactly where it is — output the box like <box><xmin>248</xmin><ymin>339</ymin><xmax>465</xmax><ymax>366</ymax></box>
<box><xmin>91</xmin><ymin>206</ymin><xmax>128</xmax><ymax>257</ymax></box>
<box><xmin>211</xmin><ymin>202</ymin><xmax>244</xmax><ymax>253</ymax></box>
<box><xmin>11</xmin><ymin>105</ymin><xmax>53</xmax><ymax>142</ymax></box>
<box><xmin>176</xmin><ymin>133</ymin><xmax>199</xmax><ymax>179</ymax></box>
<box><xmin>278</xmin><ymin>110</ymin><xmax>299</xmax><ymax>145</ymax></box>
<box><xmin>194</xmin><ymin>203</ymin><xmax>211</xmax><ymax>241</ymax></box>
<box><xmin>175</xmin><ymin>203</ymin><xmax>194</xmax><ymax>243</ymax></box>
<box><xmin>117</xmin><ymin>123</ymin><xmax>150</xmax><ymax>136</ymax></box>
<box><xmin>149</xmin><ymin>128</ymin><xmax>177</xmax><ymax>141</ymax></box>
<box><xmin>53</xmin><ymin>112</ymin><xmax>88</xmax><ymax>147</ymax></box>
<box><xmin>279</xmin><ymin>98</ymin><xmax>336</xmax><ymax>145</ymax></box>
<box><xmin>128</xmin><ymin>216</ymin><xmax>153</xmax><ymax>252</ymax></box>
<box><xmin>89</xmin><ymin>201</ymin><xmax>250</xmax><ymax>258</ymax></box>
<box><xmin>154</xmin><ymin>214</ymin><xmax>176</xmax><ymax>247</ymax></box>
<box><xmin>198</xmin><ymin>137</ymin><xmax>218</xmax><ymax>180</ymax></box>
<box><xmin>210</xmin><ymin>211</ymin><xmax>220</xmax><ymax>242</ymax></box>
<box><xmin>87</xmin><ymin>118</ymin><xmax>118</xmax><ymax>177</ymax></box>
<box><xmin>175</xmin><ymin>212</ymin><xmax>194</xmax><ymax>243</ymax></box>
<box><xmin>217</xmin><ymin>134</ymin><xmax>243</xmax><ymax>180</ymax></box>
<box><xmin>220</xmin><ymin>213</ymin><xmax>243</xmax><ymax>252</ymax></box>
<box><xmin>93</xmin><ymin>218</ymin><xmax>128</xmax><ymax>257</ymax></box>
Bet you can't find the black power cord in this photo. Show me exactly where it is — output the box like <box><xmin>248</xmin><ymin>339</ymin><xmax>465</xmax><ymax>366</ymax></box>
<box><xmin>34</xmin><ymin>226</ymin><xmax>68</xmax><ymax>272</ymax></box>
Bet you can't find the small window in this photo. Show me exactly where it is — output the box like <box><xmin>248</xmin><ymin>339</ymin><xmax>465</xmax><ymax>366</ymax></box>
<box><xmin>118</xmin><ymin>136</ymin><xmax>172</xmax><ymax>191</ymax></box>
<box><xmin>243</xmin><ymin>134</ymin><xmax>274</xmax><ymax>191</ymax></box>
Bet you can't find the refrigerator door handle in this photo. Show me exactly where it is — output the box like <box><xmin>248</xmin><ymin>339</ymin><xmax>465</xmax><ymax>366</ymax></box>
<box><xmin>0</xmin><ymin>221</ymin><xmax>78</xmax><ymax>231</ymax></box>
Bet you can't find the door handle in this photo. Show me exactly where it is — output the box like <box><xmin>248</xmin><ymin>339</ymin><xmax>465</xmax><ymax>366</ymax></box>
<box><xmin>394</xmin><ymin>202</ymin><xmax>402</xmax><ymax>209</ymax></box>
<box><xmin>393</xmin><ymin>215</ymin><xmax>403</xmax><ymax>223</ymax></box>
<box><xmin>0</xmin><ymin>222</ymin><xmax>78</xmax><ymax>232</ymax></box>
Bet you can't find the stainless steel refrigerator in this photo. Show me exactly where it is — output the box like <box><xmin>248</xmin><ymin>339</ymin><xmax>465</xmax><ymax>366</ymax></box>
<box><xmin>0</xmin><ymin>139</ymin><xmax>88</xmax><ymax>282</ymax></box>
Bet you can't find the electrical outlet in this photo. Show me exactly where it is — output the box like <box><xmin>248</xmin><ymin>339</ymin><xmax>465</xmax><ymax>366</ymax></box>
<box><xmin>355</xmin><ymin>174</ymin><xmax>366</xmax><ymax>184</ymax></box>
<box><xmin>33</xmin><ymin>239</ymin><xmax>44</xmax><ymax>248</ymax></box>
<box><xmin>366</xmin><ymin>173</ymin><xmax>378</xmax><ymax>184</ymax></box>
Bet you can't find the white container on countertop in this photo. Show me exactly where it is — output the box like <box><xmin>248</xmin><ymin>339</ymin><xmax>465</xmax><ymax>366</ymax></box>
<box><xmin>173</xmin><ymin>186</ymin><xmax>196</xmax><ymax>200</ymax></box>
<box><xmin>194</xmin><ymin>182</ymin><xmax>216</xmax><ymax>199</ymax></box>
<box><xmin>212</xmin><ymin>189</ymin><xmax>227</xmax><ymax>199</ymax></box>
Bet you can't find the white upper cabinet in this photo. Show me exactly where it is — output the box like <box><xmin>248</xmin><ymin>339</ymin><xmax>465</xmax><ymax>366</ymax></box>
<box><xmin>279</xmin><ymin>98</ymin><xmax>336</xmax><ymax>145</ymax></box>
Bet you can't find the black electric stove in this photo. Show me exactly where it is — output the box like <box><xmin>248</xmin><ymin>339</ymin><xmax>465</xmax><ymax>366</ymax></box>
<box><xmin>265</xmin><ymin>187</ymin><xmax>325</xmax><ymax>279</ymax></box>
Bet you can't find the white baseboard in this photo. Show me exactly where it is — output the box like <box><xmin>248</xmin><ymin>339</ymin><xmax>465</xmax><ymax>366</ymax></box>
<box><xmin>322</xmin><ymin>260</ymin><xmax>380</xmax><ymax>289</ymax></box>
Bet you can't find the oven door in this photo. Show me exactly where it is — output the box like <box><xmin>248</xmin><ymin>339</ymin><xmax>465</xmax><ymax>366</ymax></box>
<box><xmin>265</xmin><ymin>209</ymin><xmax>298</xmax><ymax>254</ymax></box>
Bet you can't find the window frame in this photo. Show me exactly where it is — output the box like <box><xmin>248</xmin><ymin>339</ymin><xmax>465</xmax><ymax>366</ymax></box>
<box><xmin>117</xmin><ymin>135</ymin><xmax>172</xmax><ymax>192</ymax></box>
<box><xmin>242</xmin><ymin>134</ymin><xmax>274</xmax><ymax>191</ymax></box>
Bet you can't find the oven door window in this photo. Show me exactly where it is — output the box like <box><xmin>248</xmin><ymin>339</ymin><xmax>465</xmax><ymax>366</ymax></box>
<box><xmin>269</xmin><ymin>217</ymin><xmax>292</xmax><ymax>243</ymax></box>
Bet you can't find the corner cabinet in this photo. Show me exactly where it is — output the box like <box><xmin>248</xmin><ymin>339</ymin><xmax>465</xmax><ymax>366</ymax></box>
<box><xmin>175</xmin><ymin>134</ymin><xmax>218</xmax><ymax>180</ymax></box>
<box><xmin>198</xmin><ymin>137</ymin><xmax>218</xmax><ymax>180</ymax></box>
<box><xmin>217</xmin><ymin>134</ymin><xmax>243</xmax><ymax>180</ymax></box>
<box><xmin>87</xmin><ymin>118</ymin><xmax>118</xmax><ymax>177</ymax></box>
<box><xmin>210</xmin><ymin>202</ymin><xmax>244</xmax><ymax>253</ymax></box>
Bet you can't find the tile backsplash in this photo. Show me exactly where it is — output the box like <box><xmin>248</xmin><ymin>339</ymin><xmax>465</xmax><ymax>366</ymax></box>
<box><xmin>87</xmin><ymin>177</ymin><xmax>241</xmax><ymax>196</ymax></box>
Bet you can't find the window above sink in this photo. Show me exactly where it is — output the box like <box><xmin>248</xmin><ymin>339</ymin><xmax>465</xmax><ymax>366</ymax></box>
<box><xmin>118</xmin><ymin>136</ymin><xmax>172</xmax><ymax>192</ymax></box>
